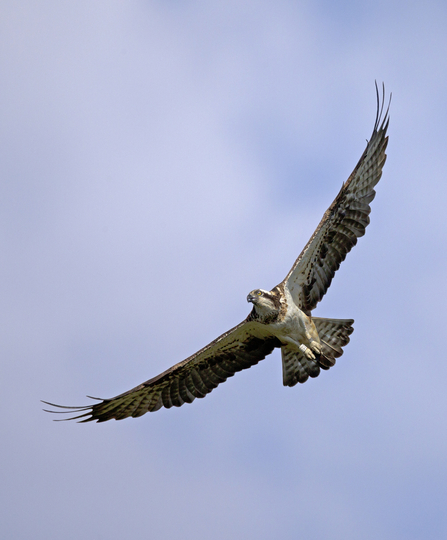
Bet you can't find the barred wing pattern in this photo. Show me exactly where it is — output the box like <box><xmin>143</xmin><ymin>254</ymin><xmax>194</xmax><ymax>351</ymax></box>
<box><xmin>43</xmin><ymin>86</ymin><xmax>390</xmax><ymax>423</ymax></box>
<box><xmin>43</xmin><ymin>321</ymin><xmax>281</xmax><ymax>422</ymax></box>
<box><xmin>283</xmin><ymin>88</ymin><xmax>390</xmax><ymax>314</ymax></box>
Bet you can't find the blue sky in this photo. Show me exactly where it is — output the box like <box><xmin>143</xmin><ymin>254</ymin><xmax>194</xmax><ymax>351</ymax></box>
<box><xmin>1</xmin><ymin>1</ymin><xmax>447</xmax><ymax>539</ymax></box>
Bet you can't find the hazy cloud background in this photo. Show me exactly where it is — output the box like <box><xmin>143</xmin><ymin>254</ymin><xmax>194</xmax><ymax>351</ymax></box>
<box><xmin>1</xmin><ymin>1</ymin><xmax>447</xmax><ymax>539</ymax></box>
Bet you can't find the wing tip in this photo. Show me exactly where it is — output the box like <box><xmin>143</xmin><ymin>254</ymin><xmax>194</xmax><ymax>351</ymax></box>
<box><xmin>41</xmin><ymin>398</ymin><xmax>97</xmax><ymax>422</ymax></box>
<box><xmin>373</xmin><ymin>81</ymin><xmax>391</xmax><ymax>135</ymax></box>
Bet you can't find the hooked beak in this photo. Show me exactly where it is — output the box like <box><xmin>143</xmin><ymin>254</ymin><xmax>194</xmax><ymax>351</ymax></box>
<box><xmin>247</xmin><ymin>294</ymin><xmax>256</xmax><ymax>304</ymax></box>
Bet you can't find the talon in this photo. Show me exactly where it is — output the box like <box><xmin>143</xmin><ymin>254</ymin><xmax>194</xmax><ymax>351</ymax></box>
<box><xmin>310</xmin><ymin>341</ymin><xmax>322</xmax><ymax>355</ymax></box>
<box><xmin>299</xmin><ymin>343</ymin><xmax>316</xmax><ymax>360</ymax></box>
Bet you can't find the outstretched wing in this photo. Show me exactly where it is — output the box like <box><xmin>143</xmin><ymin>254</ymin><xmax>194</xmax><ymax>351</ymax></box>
<box><xmin>43</xmin><ymin>321</ymin><xmax>281</xmax><ymax>422</ymax></box>
<box><xmin>282</xmin><ymin>85</ymin><xmax>390</xmax><ymax>313</ymax></box>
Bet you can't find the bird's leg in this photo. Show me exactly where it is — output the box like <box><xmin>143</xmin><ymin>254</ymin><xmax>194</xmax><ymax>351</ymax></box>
<box><xmin>303</xmin><ymin>322</ymin><xmax>322</xmax><ymax>356</ymax></box>
<box><xmin>281</xmin><ymin>336</ymin><xmax>316</xmax><ymax>360</ymax></box>
<box><xmin>308</xmin><ymin>340</ymin><xmax>322</xmax><ymax>355</ymax></box>
<box><xmin>299</xmin><ymin>343</ymin><xmax>317</xmax><ymax>360</ymax></box>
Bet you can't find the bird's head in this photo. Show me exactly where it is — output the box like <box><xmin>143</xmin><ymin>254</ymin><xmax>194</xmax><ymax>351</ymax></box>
<box><xmin>247</xmin><ymin>288</ymin><xmax>281</xmax><ymax>322</ymax></box>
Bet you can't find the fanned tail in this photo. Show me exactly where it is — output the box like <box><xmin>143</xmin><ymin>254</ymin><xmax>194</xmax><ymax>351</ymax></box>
<box><xmin>313</xmin><ymin>317</ymin><xmax>354</xmax><ymax>367</ymax></box>
<box><xmin>281</xmin><ymin>317</ymin><xmax>354</xmax><ymax>387</ymax></box>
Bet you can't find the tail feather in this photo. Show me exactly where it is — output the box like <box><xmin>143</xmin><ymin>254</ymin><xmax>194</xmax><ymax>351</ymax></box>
<box><xmin>281</xmin><ymin>317</ymin><xmax>354</xmax><ymax>387</ymax></box>
<box><xmin>282</xmin><ymin>347</ymin><xmax>319</xmax><ymax>387</ymax></box>
<box><xmin>313</xmin><ymin>317</ymin><xmax>354</xmax><ymax>364</ymax></box>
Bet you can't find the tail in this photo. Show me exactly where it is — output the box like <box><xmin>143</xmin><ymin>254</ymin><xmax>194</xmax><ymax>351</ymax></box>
<box><xmin>313</xmin><ymin>317</ymin><xmax>354</xmax><ymax>367</ymax></box>
<box><xmin>281</xmin><ymin>317</ymin><xmax>354</xmax><ymax>387</ymax></box>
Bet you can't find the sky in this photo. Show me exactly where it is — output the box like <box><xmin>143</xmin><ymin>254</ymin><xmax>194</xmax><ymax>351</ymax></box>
<box><xmin>1</xmin><ymin>1</ymin><xmax>447</xmax><ymax>539</ymax></box>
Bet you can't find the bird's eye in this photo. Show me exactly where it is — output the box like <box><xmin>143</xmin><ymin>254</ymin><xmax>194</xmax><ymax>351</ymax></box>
<box><xmin>257</xmin><ymin>290</ymin><xmax>262</xmax><ymax>296</ymax></box>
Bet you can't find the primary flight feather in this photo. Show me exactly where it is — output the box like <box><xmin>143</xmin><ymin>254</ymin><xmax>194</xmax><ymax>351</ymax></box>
<box><xmin>44</xmin><ymin>85</ymin><xmax>390</xmax><ymax>422</ymax></box>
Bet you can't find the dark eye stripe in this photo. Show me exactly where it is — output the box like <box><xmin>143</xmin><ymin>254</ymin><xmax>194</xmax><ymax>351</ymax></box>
<box><xmin>262</xmin><ymin>290</ymin><xmax>281</xmax><ymax>309</ymax></box>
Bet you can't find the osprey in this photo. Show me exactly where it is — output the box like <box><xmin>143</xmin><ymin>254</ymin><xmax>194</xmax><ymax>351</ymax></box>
<box><xmin>44</xmin><ymin>86</ymin><xmax>390</xmax><ymax>422</ymax></box>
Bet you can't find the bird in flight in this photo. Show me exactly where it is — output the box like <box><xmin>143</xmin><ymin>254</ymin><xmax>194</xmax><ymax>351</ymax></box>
<box><xmin>44</xmin><ymin>85</ymin><xmax>390</xmax><ymax>422</ymax></box>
